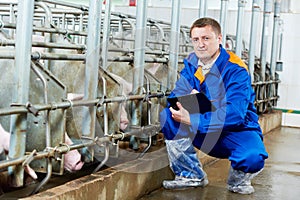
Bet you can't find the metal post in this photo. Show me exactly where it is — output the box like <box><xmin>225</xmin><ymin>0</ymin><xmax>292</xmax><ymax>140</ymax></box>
<box><xmin>34</xmin><ymin>1</ymin><xmax>52</xmax><ymax>70</ymax></box>
<box><xmin>269</xmin><ymin>0</ymin><xmax>282</xmax><ymax>108</ymax></box>
<box><xmin>260</xmin><ymin>0</ymin><xmax>272</xmax><ymax>82</ymax></box>
<box><xmin>8</xmin><ymin>0</ymin><xmax>35</xmax><ymax>187</ymax></box>
<box><xmin>131</xmin><ymin>0</ymin><xmax>148</xmax><ymax>126</ymax></box>
<box><xmin>167</xmin><ymin>0</ymin><xmax>181</xmax><ymax>90</ymax></box>
<box><xmin>270</xmin><ymin>0</ymin><xmax>281</xmax><ymax>80</ymax></box>
<box><xmin>220</xmin><ymin>0</ymin><xmax>229</xmax><ymax>47</ymax></box>
<box><xmin>9</xmin><ymin>4</ymin><xmax>16</xmax><ymax>38</ymax></box>
<box><xmin>102</xmin><ymin>0</ymin><xmax>112</xmax><ymax>70</ymax></box>
<box><xmin>79</xmin><ymin>13</ymin><xmax>84</xmax><ymax>44</ymax></box>
<box><xmin>248</xmin><ymin>0</ymin><xmax>261</xmax><ymax>82</ymax></box>
<box><xmin>259</xmin><ymin>0</ymin><xmax>272</xmax><ymax>112</ymax></box>
<box><xmin>235</xmin><ymin>0</ymin><xmax>247</xmax><ymax>57</ymax></box>
<box><xmin>82</xmin><ymin>0</ymin><xmax>102</xmax><ymax>160</ymax></box>
<box><xmin>198</xmin><ymin>0</ymin><xmax>207</xmax><ymax>18</ymax></box>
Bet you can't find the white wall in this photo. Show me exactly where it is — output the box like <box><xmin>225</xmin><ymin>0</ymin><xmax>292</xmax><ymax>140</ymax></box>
<box><xmin>277</xmin><ymin>12</ymin><xmax>300</xmax><ymax>127</ymax></box>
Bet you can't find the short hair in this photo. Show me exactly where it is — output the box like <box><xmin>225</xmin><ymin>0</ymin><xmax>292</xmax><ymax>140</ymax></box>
<box><xmin>190</xmin><ymin>17</ymin><xmax>221</xmax><ymax>37</ymax></box>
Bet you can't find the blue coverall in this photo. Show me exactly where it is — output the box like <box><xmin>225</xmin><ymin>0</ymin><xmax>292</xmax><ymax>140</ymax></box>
<box><xmin>160</xmin><ymin>46</ymin><xmax>268</xmax><ymax>179</ymax></box>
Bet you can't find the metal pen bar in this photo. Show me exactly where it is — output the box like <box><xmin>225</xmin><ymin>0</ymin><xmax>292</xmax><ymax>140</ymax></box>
<box><xmin>0</xmin><ymin>91</ymin><xmax>166</xmax><ymax>117</ymax></box>
<box><xmin>0</xmin><ymin>39</ymin><xmax>86</xmax><ymax>50</ymax></box>
<box><xmin>3</xmin><ymin>22</ymin><xmax>88</xmax><ymax>36</ymax></box>
<box><xmin>0</xmin><ymin>137</ymin><xmax>102</xmax><ymax>170</ymax></box>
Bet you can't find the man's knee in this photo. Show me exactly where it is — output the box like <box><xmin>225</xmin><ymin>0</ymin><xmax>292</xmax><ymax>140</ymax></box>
<box><xmin>231</xmin><ymin>149</ymin><xmax>267</xmax><ymax>173</ymax></box>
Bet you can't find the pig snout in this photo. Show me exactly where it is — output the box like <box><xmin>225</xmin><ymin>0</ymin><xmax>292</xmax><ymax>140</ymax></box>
<box><xmin>64</xmin><ymin>133</ymin><xmax>84</xmax><ymax>172</ymax></box>
<box><xmin>120</xmin><ymin>116</ymin><xmax>129</xmax><ymax>131</ymax></box>
<box><xmin>119</xmin><ymin>103</ymin><xmax>129</xmax><ymax>131</ymax></box>
<box><xmin>63</xmin><ymin>149</ymin><xmax>84</xmax><ymax>172</ymax></box>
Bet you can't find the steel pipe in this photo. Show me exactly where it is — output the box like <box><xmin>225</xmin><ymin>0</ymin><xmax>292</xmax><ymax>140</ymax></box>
<box><xmin>0</xmin><ymin>92</ymin><xmax>167</xmax><ymax>129</ymax></box>
<box><xmin>8</xmin><ymin>0</ymin><xmax>35</xmax><ymax>187</ymax></box>
<box><xmin>0</xmin><ymin>51</ymin><xmax>85</xmax><ymax>60</ymax></box>
<box><xmin>0</xmin><ymin>39</ymin><xmax>86</xmax><ymax>50</ymax></box>
<box><xmin>168</xmin><ymin>0</ymin><xmax>181</xmax><ymax>90</ymax></box>
<box><xmin>220</xmin><ymin>0</ymin><xmax>229</xmax><ymax>47</ymax></box>
<box><xmin>260</xmin><ymin>0</ymin><xmax>273</xmax><ymax>82</ymax></box>
<box><xmin>3</xmin><ymin>22</ymin><xmax>88</xmax><ymax>36</ymax></box>
<box><xmin>101</xmin><ymin>0</ymin><xmax>112</xmax><ymax>70</ymax></box>
<box><xmin>42</xmin><ymin>0</ymin><xmax>89</xmax><ymax>11</ymax></box>
<box><xmin>270</xmin><ymin>0</ymin><xmax>281</xmax><ymax>80</ymax></box>
<box><xmin>198</xmin><ymin>0</ymin><xmax>207</xmax><ymax>18</ymax></box>
<box><xmin>81</xmin><ymin>0</ymin><xmax>101</xmax><ymax>154</ymax></box>
<box><xmin>30</xmin><ymin>61</ymin><xmax>53</xmax><ymax>195</ymax></box>
<box><xmin>235</xmin><ymin>0</ymin><xmax>247</xmax><ymax>57</ymax></box>
<box><xmin>131</xmin><ymin>0</ymin><xmax>148</xmax><ymax>127</ymax></box>
<box><xmin>248</xmin><ymin>0</ymin><xmax>261</xmax><ymax>82</ymax></box>
<box><xmin>0</xmin><ymin>137</ymin><xmax>106</xmax><ymax>170</ymax></box>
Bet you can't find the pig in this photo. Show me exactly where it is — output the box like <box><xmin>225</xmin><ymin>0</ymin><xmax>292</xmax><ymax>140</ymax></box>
<box><xmin>63</xmin><ymin>132</ymin><xmax>84</xmax><ymax>172</ymax></box>
<box><xmin>0</xmin><ymin>123</ymin><xmax>84</xmax><ymax>176</ymax></box>
<box><xmin>0</xmin><ymin>124</ymin><xmax>10</xmax><ymax>155</ymax></box>
<box><xmin>0</xmin><ymin>123</ymin><xmax>38</xmax><ymax>179</ymax></box>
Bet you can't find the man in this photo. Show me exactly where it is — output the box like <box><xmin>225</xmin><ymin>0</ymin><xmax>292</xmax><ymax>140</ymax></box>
<box><xmin>159</xmin><ymin>17</ymin><xmax>268</xmax><ymax>194</ymax></box>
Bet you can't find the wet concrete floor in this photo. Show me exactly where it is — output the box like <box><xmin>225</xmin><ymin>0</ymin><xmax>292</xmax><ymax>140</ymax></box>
<box><xmin>140</xmin><ymin>126</ymin><xmax>300</xmax><ymax>200</ymax></box>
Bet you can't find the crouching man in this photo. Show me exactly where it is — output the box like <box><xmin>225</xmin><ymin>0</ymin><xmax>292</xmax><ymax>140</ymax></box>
<box><xmin>159</xmin><ymin>17</ymin><xmax>268</xmax><ymax>194</ymax></box>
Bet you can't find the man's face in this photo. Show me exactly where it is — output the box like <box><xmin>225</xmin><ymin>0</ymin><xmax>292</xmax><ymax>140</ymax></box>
<box><xmin>191</xmin><ymin>25</ymin><xmax>222</xmax><ymax>64</ymax></box>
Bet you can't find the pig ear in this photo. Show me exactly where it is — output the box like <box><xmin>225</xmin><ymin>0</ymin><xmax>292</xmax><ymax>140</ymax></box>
<box><xmin>67</xmin><ymin>93</ymin><xmax>84</xmax><ymax>101</ymax></box>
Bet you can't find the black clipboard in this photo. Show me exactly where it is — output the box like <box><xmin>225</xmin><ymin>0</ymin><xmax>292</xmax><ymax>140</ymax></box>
<box><xmin>167</xmin><ymin>92</ymin><xmax>216</xmax><ymax>114</ymax></box>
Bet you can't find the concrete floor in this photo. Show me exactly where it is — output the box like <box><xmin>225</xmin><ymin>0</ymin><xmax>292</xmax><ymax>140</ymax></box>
<box><xmin>140</xmin><ymin>126</ymin><xmax>300</xmax><ymax>200</ymax></box>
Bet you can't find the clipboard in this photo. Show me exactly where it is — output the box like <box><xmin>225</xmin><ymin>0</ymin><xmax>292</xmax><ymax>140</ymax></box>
<box><xmin>167</xmin><ymin>92</ymin><xmax>216</xmax><ymax>114</ymax></box>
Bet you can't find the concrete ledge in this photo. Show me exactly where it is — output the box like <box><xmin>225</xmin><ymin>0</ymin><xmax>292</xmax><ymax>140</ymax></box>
<box><xmin>21</xmin><ymin>148</ymin><xmax>173</xmax><ymax>200</ymax></box>
<box><xmin>259</xmin><ymin>110</ymin><xmax>282</xmax><ymax>134</ymax></box>
<box><xmin>21</xmin><ymin>111</ymin><xmax>282</xmax><ymax>200</ymax></box>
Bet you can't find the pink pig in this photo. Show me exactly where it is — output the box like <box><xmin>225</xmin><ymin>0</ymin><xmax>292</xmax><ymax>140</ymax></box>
<box><xmin>0</xmin><ymin>123</ymin><xmax>84</xmax><ymax>178</ymax></box>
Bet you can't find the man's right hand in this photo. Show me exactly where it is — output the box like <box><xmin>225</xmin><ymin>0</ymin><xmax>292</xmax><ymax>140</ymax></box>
<box><xmin>169</xmin><ymin>102</ymin><xmax>191</xmax><ymax>125</ymax></box>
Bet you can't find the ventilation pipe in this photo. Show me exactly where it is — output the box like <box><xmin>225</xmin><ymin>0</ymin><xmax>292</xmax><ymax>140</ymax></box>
<box><xmin>235</xmin><ymin>0</ymin><xmax>247</xmax><ymax>57</ymax></box>
<box><xmin>248</xmin><ymin>0</ymin><xmax>261</xmax><ymax>82</ymax></box>
<box><xmin>220</xmin><ymin>0</ymin><xmax>229</xmax><ymax>47</ymax></box>
<box><xmin>167</xmin><ymin>0</ymin><xmax>181</xmax><ymax>90</ymax></box>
